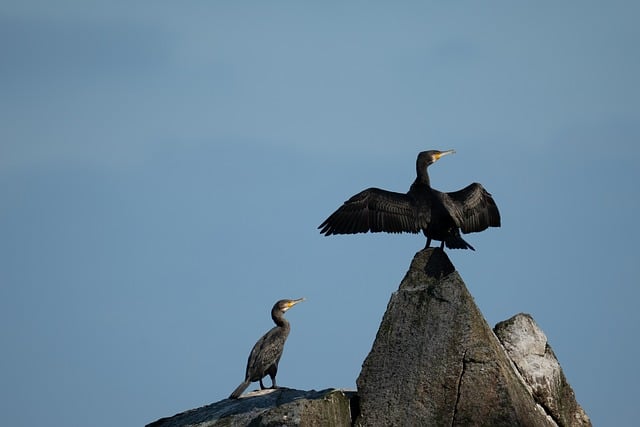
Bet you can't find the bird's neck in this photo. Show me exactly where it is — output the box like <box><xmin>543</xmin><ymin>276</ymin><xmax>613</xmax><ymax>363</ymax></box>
<box><xmin>416</xmin><ymin>165</ymin><xmax>431</xmax><ymax>186</ymax></box>
<box><xmin>272</xmin><ymin>313</ymin><xmax>290</xmax><ymax>329</ymax></box>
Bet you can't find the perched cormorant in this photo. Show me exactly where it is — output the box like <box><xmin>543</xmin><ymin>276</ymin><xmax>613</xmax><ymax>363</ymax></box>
<box><xmin>318</xmin><ymin>150</ymin><xmax>500</xmax><ymax>250</ymax></box>
<box><xmin>229</xmin><ymin>298</ymin><xmax>304</xmax><ymax>399</ymax></box>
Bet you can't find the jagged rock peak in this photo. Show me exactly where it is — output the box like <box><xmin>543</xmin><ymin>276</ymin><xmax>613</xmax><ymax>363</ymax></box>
<box><xmin>355</xmin><ymin>247</ymin><xmax>558</xmax><ymax>426</ymax></box>
<box><xmin>495</xmin><ymin>313</ymin><xmax>592</xmax><ymax>427</ymax></box>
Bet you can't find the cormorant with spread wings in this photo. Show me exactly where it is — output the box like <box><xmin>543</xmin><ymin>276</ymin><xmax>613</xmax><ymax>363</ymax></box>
<box><xmin>318</xmin><ymin>150</ymin><xmax>500</xmax><ymax>250</ymax></box>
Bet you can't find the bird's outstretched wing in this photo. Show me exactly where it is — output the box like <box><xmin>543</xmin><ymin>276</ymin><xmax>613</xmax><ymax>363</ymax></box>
<box><xmin>318</xmin><ymin>188</ymin><xmax>420</xmax><ymax>235</ymax></box>
<box><xmin>443</xmin><ymin>183</ymin><xmax>501</xmax><ymax>234</ymax></box>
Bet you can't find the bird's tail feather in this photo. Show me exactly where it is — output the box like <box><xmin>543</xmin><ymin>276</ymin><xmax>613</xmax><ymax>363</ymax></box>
<box><xmin>445</xmin><ymin>233</ymin><xmax>475</xmax><ymax>251</ymax></box>
<box><xmin>229</xmin><ymin>379</ymin><xmax>251</xmax><ymax>399</ymax></box>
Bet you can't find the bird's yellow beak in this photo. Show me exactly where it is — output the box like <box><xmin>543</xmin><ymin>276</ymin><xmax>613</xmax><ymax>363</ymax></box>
<box><xmin>288</xmin><ymin>298</ymin><xmax>305</xmax><ymax>308</ymax></box>
<box><xmin>434</xmin><ymin>149</ymin><xmax>456</xmax><ymax>160</ymax></box>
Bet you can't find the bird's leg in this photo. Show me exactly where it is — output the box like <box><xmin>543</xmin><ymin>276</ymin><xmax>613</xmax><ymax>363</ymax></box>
<box><xmin>440</xmin><ymin>240</ymin><xmax>445</xmax><ymax>249</ymax></box>
<box><xmin>259</xmin><ymin>378</ymin><xmax>266</xmax><ymax>390</ymax></box>
<box><xmin>270</xmin><ymin>374</ymin><xmax>277</xmax><ymax>389</ymax></box>
<box><xmin>425</xmin><ymin>236</ymin><xmax>432</xmax><ymax>249</ymax></box>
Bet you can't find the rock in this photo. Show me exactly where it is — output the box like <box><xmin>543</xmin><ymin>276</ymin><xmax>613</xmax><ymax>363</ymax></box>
<box><xmin>147</xmin><ymin>248</ymin><xmax>591</xmax><ymax>427</ymax></box>
<box><xmin>146</xmin><ymin>388</ymin><xmax>354</xmax><ymax>427</ymax></box>
<box><xmin>355</xmin><ymin>248</ymin><xmax>557</xmax><ymax>426</ymax></box>
<box><xmin>495</xmin><ymin>314</ymin><xmax>592</xmax><ymax>427</ymax></box>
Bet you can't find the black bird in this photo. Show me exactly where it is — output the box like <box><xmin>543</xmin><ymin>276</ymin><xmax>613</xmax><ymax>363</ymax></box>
<box><xmin>318</xmin><ymin>150</ymin><xmax>500</xmax><ymax>250</ymax></box>
<box><xmin>229</xmin><ymin>298</ymin><xmax>305</xmax><ymax>399</ymax></box>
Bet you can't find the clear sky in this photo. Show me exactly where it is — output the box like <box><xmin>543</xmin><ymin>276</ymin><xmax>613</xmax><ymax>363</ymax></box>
<box><xmin>1</xmin><ymin>2</ymin><xmax>639</xmax><ymax>426</ymax></box>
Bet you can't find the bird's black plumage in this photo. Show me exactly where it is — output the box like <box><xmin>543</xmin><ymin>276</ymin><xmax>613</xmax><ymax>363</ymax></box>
<box><xmin>318</xmin><ymin>150</ymin><xmax>500</xmax><ymax>250</ymax></box>
<box><xmin>229</xmin><ymin>298</ymin><xmax>304</xmax><ymax>399</ymax></box>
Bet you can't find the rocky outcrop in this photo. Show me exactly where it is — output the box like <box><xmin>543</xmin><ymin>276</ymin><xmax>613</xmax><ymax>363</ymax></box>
<box><xmin>147</xmin><ymin>248</ymin><xmax>591</xmax><ymax>427</ymax></box>
<box><xmin>355</xmin><ymin>247</ymin><xmax>588</xmax><ymax>426</ymax></box>
<box><xmin>146</xmin><ymin>388</ymin><xmax>354</xmax><ymax>427</ymax></box>
<box><xmin>495</xmin><ymin>313</ymin><xmax>591</xmax><ymax>427</ymax></box>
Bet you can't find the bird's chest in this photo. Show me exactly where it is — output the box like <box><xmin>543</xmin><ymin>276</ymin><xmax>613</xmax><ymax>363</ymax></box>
<box><xmin>420</xmin><ymin>193</ymin><xmax>455</xmax><ymax>235</ymax></box>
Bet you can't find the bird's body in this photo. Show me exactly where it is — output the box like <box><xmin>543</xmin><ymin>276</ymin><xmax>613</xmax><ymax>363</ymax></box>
<box><xmin>229</xmin><ymin>298</ymin><xmax>304</xmax><ymax>399</ymax></box>
<box><xmin>318</xmin><ymin>150</ymin><xmax>500</xmax><ymax>250</ymax></box>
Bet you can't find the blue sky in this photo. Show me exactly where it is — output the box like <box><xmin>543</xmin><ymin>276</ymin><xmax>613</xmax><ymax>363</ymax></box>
<box><xmin>1</xmin><ymin>2</ymin><xmax>639</xmax><ymax>426</ymax></box>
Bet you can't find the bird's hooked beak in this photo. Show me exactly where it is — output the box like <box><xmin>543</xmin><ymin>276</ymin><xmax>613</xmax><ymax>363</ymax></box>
<box><xmin>285</xmin><ymin>298</ymin><xmax>305</xmax><ymax>310</ymax></box>
<box><xmin>434</xmin><ymin>149</ymin><xmax>456</xmax><ymax>161</ymax></box>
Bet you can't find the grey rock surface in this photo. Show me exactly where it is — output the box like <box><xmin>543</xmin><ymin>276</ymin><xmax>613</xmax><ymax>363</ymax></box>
<box><xmin>495</xmin><ymin>313</ymin><xmax>592</xmax><ymax>427</ymax></box>
<box><xmin>146</xmin><ymin>388</ymin><xmax>353</xmax><ymax>427</ymax></box>
<box><xmin>355</xmin><ymin>247</ymin><xmax>557</xmax><ymax>426</ymax></box>
<box><xmin>147</xmin><ymin>248</ymin><xmax>591</xmax><ymax>427</ymax></box>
